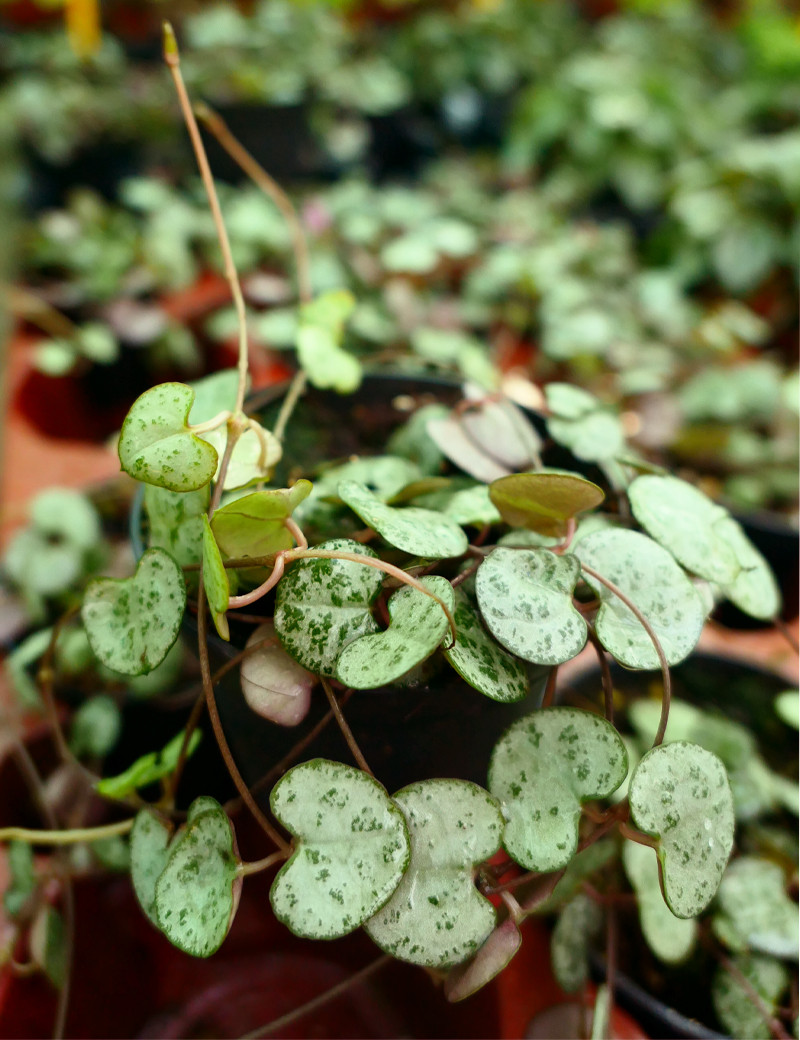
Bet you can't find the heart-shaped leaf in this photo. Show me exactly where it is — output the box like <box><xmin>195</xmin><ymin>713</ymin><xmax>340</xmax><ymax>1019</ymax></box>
<box><xmin>713</xmin><ymin>857</ymin><xmax>799</xmax><ymax>959</ymax></box>
<box><xmin>629</xmin><ymin>741</ymin><xmax>735</xmax><ymax>918</ymax></box>
<box><xmin>201</xmin><ymin>517</ymin><xmax>230</xmax><ymax>641</ymax></box>
<box><xmin>443</xmin><ymin>590</ymin><xmax>528</xmax><ymax>703</ymax></box>
<box><xmin>130</xmin><ymin>808</ymin><xmax>172</xmax><ymax>927</ymax></box>
<box><xmin>336</xmin><ymin>577</ymin><xmax>454</xmax><ymax>689</ymax></box>
<box><xmin>274</xmin><ymin>538</ymin><xmax>383</xmax><ymax>676</ymax></box>
<box><xmin>200</xmin><ymin>420</ymin><xmax>283</xmax><ymax>492</ymax></box>
<box><xmin>489</xmin><ymin>471</ymin><xmax>604</xmax><ymax>538</ymax></box>
<box><xmin>426</xmin><ymin>415</ymin><xmax>510</xmax><ymax>483</ymax></box>
<box><xmin>445</xmin><ymin>919</ymin><xmax>522</xmax><ymax>1003</ymax></box>
<box><xmin>270</xmin><ymin>759</ymin><xmax>410</xmax><ymax>939</ymax></box>
<box><xmin>623</xmin><ymin>840</ymin><xmax>697</xmax><ymax>964</ymax></box>
<box><xmin>476</xmin><ymin>548</ymin><xmax>587</xmax><ymax>666</ymax></box>
<box><xmin>297</xmin><ymin>289</ymin><xmax>361</xmax><ymax>393</ymax></box>
<box><xmin>365</xmin><ymin>779</ymin><xmax>503</xmax><ymax>968</ymax></box>
<box><xmin>82</xmin><ymin>548</ymin><xmax>186</xmax><ymax>676</ymax></box>
<box><xmin>211</xmin><ymin>482</ymin><xmax>312</xmax><ymax>560</ymax></box>
<box><xmin>489</xmin><ymin>708</ymin><xmax>628</xmax><ymax>872</ymax></box>
<box><xmin>550</xmin><ymin>892</ymin><xmax>603</xmax><ymax>992</ymax></box>
<box><xmin>95</xmin><ymin>729</ymin><xmax>201</xmax><ymax>799</ymax></box>
<box><xmin>628</xmin><ymin>475</ymin><xmax>740</xmax><ymax>586</ymax></box>
<box><xmin>710</xmin><ymin>514</ymin><xmax>781</xmax><ymax>620</ymax></box>
<box><xmin>295</xmin><ymin>456</ymin><xmax>421</xmax><ymax>530</ymax></box>
<box><xmin>712</xmin><ymin>954</ymin><xmax>789</xmax><ymax>1040</ymax></box>
<box><xmin>154</xmin><ymin>798</ymin><xmax>241</xmax><ymax>958</ymax></box>
<box><xmin>459</xmin><ymin>399</ymin><xmax>543</xmax><ymax>471</ymax></box>
<box><xmin>577</xmin><ymin>529</ymin><xmax>706</xmax><ymax>669</ymax></box>
<box><xmin>144</xmin><ymin>484</ymin><xmax>209</xmax><ymax>581</ymax></box>
<box><xmin>118</xmin><ymin>382</ymin><xmax>218</xmax><ymax>492</ymax></box>
<box><xmin>339</xmin><ymin>481</ymin><xmax>468</xmax><ymax>559</ymax></box>
<box><xmin>241</xmin><ymin>621</ymin><xmax>315</xmax><ymax>726</ymax></box>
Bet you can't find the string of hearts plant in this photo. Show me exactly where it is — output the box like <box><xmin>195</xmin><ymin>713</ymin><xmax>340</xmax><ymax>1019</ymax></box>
<box><xmin>2</xmin><ymin>24</ymin><xmax>796</xmax><ymax>1040</ymax></box>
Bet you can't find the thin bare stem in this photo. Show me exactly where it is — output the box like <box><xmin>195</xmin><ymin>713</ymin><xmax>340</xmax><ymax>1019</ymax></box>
<box><xmin>617</xmin><ymin>821</ymin><xmax>658</xmax><ymax>850</ymax></box>
<box><xmin>579</xmin><ymin>561</ymin><xmax>671</xmax><ymax>746</ymax></box>
<box><xmin>163</xmin><ymin>690</ymin><xmax>208</xmax><ymax>804</ymax></box>
<box><xmin>237</xmin><ymin>849</ymin><xmax>288</xmax><ymax>877</ymax></box>
<box><xmin>197</xmin><ymin>583</ymin><xmax>291</xmax><ymax>854</ymax></box>
<box><xmin>240</xmin><ymin>955</ymin><xmax>392</xmax><ymax>1039</ymax></box>
<box><xmin>320</xmin><ymin>678</ymin><xmax>372</xmax><ymax>776</ymax></box>
<box><xmin>284</xmin><ymin>516</ymin><xmax>308</xmax><ymax>550</ymax></box>
<box><xmin>541</xmin><ymin>665</ymin><xmax>559</xmax><ymax>709</ymax></box>
<box><xmin>163</xmin><ymin>24</ymin><xmax>249</xmax><ymax>416</ymax></box>
<box><xmin>774</xmin><ymin>617</ymin><xmax>799</xmax><ymax>656</ymax></box>
<box><xmin>188</xmin><ymin>410</ymin><xmax>232</xmax><ymax>435</ymax></box>
<box><xmin>195</xmin><ymin>103</ymin><xmax>313</xmax><ymax>307</ymax></box>
<box><xmin>587</xmin><ymin>626</ymin><xmax>614</xmax><ymax>726</ymax></box>
<box><xmin>272</xmin><ymin>370</ymin><xmax>308</xmax><ymax>445</ymax></box>
<box><xmin>0</xmin><ymin>819</ymin><xmax>133</xmax><ymax>845</ymax></box>
<box><xmin>8</xmin><ymin>286</ymin><xmax>80</xmax><ymax>339</ymax></box>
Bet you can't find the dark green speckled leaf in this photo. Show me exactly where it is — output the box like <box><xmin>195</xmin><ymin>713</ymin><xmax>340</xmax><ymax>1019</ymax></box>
<box><xmin>365</xmin><ymin>779</ymin><xmax>503</xmax><ymax>968</ymax></box>
<box><xmin>489</xmin><ymin>708</ymin><xmax>628</xmax><ymax>872</ymax></box>
<box><xmin>269</xmin><ymin>760</ymin><xmax>410</xmax><ymax>940</ymax></box>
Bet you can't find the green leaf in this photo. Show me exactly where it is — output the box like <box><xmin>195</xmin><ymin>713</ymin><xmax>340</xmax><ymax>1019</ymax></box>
<box><xmin>628</xmin><ymin>476</ymin><xmax>739</xmax><ymax>586</ymax></box>
<box><xmin>711</xmin><ymin>516</ymin><xmax>781</xmax><ymax>621</ymax></box>
<box><xmin>127</xmin><ymin>640</ymin><xmax>185</xmax><ymax>699</ymax></box>
<box><xmin>30</xmin><ymin>906</ymin><xmax>67</xmax><ymax>989</ymax></box>
<box><xmin>69</xmin><ymin>696</ymin><xmax>121</xmax><ymax>759</ymax></box>
<box><xmin>712</xmin><ymin>954</ymin><xmax>789</xmax><ymax>1040</ymax></box>
<box><xmin>118</xmin><ymin>382</ymin><xmax>219</xmax><ymax>492</ymax></box>
<box><xmin>130</xmin><ymin>808</ymin><xmax>172</xmax><ymax>927</ymax></box>
<box><xmin>623</xmin><ymin>841</ymin><xmax>697</xmax><ymax>964</ymax></box>
<box><xmin>200</xmin><ymin>420</ymin><xmax>282</xmax><ymax>492</ymax></box>
<box><xmin>445</xmin><ymin>919</ymin><xmax>522</xmax><ymax>1002</ymax></box>
<box><xmin>201</xmin><ymin>516</ymin><xmax>230</xmax><ymax>641</ymax></box>
<box><xmin>577</xmin><ymin>529</ymin><xmax>706</xmax><ymax>669</ymax></box>
<box><xmin>187</xmin><ymin>370</ymin><xmax>239</xmax><ymax>424</ymax></box>
<box><xmin>476</xmin><ymin>548</ymin><xmax>587</xmax><ymax>666</ymax></box>
<box><xmin>89</xmin><ymin>835</ymin><xmax>130</xmax><ymax>872</ymax></box>
<box><xmin>545</xmin><ymin>384</ymin><xmax>625</xmax><ymax>463</ymax></box>
<box><xmin>489</xmin><ymin>708</ymin><xmax>628</xmax><ymax>872</ymax></box>
<box><xmin>296</xmin><ymin>456</ymin><xmax>421</xmax><ymax>530</ymax></box>
<box><xmin>443</xmin><ymin>590</ymin><xmax>528</xmax><ymax>703</ymax></box>
<box><xmin>489</xmin><ymin>471</ymin><xmax>604</xmax><ymax>538</ymax></box>
<box><xmin>3</xmin><ymin>841</ymin><xmax>35</xmax><ymax>918</ymax></box>
<box><xmin>775</xmin><ymin>691</ymin><xmax>799</xmax><ymax>731</ymax></box>
<box><xmin>365</xmin><ymin>779</ymin><xmax>503</xmax><ymax>968</ymax></box>
<box><xmin>211</xmin><ymin>482</ymin><xmax>312</xmax><ymax>560</ymax></box>
<box><xmin>241</xmin><ymin>621</ymin><xmax>315</xmax><ymax>726</ymax></box>
<box><xmin>29</xmin><ymin>488</ymin><xmax>101</xmax><ymax>550</ymax></box>
<box><xmin>713</xmin><ymin>857</ymin><xmax>798</xmax><ymax>960</ymax></box>
<box><xmin>4</xmin><ymin>628</ymin><xmax>52</xmax><ymax>710</ymax></box>
<box><xmin>551</xmin><ymin>892</ymin><xmax>603</xmax><ymax>992</ymax></box>
<box><xmin>154</xmin><ymin>798</ymin><xmax>240</xmax><ymax>958</ymax></box>
<box><xmin>274</xmin><ymin>538</ymin><xmax>383</xmax><ymax>676</ymax></box>
<box><xmin>628</xmin><ymin>742</ymin><xmax>735</xmax><ymax>918</ymax></box>
<box><xmin>95</xmin><ymin>729</ymin><xmax>202</xmax><ymax>799</ymax></box>
<box><xmin>336</xmin><ymin>577</ymin><xmax>454</xmax><ymax>689</ymax></box>
<box><xmin>144</xmin><ymin>484</ymin><xmax>210</xmax><ymax>579</ymax></box>
<box><xmin>441</xmin><ymin>485</ymin><xmax>502</xmax><ymax>527</ymax></box>
<box><xmin>270</xmin><ymin>760</ymin><xmax>410</xmax><ymax>940</ymax></box>
<box><xmin>338</xmin><ymin>481</ymin><xmax>468</xmax><ymax>559</ymax></box>
<box><xmin>82</xmin><ymin>548</ymin><xmax>186</xmax><ymax>676</ymax></box>
<box><xmin>297</xmin><ymin>289</ymin><xmax>361</xmax><ymax>393</ymax></box>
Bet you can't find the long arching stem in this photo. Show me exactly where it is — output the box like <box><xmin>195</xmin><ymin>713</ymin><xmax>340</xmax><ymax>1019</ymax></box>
<box><xmin>579</xmin><ymin>562</ymin><xmax>671</xmax><ymax>746</ymax></box>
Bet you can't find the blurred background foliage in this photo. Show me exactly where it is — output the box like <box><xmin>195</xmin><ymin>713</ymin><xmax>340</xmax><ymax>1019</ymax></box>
<box><xmin>1</xmin><ymin>0</ymin><xmax>798</xmax><ymax>515</ymax></box>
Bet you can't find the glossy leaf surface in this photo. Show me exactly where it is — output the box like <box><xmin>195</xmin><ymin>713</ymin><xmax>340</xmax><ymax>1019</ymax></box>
<box><xmin>476</xmin><ymin>548</ymin><xmax>587</xmax><ymax>666</ymax></box>
<box><xmin>82</xmin><ymin>548</ymin><xmax>186</xmax><ymax>676</ymax></box>
<box><xmin>270</xmin><ymin>760</ymin><xmax>410</xmax><ymax>939</ymax></box>
<box><xmin>489</xmin><ymin>708</ymin><xmax>628</xmax><ymax>872</ymax></box>
<box><xmin>489</xmin><ymin>471</ymin><xmax>604</xmax><ymax>537</ymax></box>
<box><xmin>211</xmin><ymin>482</ymin><xmax>312</xmax><ymax>560</ymax></box>
<box><xmin>365</xmin><ymin>780</ymin><xmax>503</xmax><ymax>968</ymax></box>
